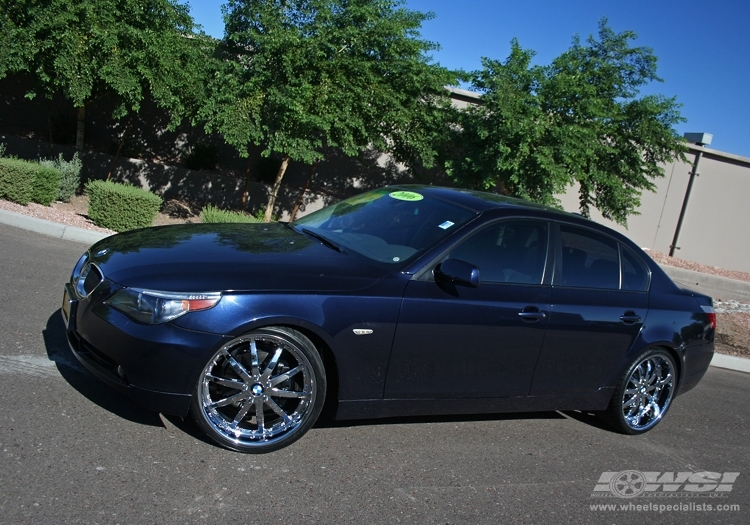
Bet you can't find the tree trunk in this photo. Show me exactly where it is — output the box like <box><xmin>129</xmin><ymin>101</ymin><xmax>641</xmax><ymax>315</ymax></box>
<box><xmin>289</xmin><ymin>160</ymin><xmax>319</xmax><ymax>221</ymax></box>
<box><xmin>75</xmin><ymin>105</ymin><xmax>86</xmax><ymax>152</ymax></box>
<box><xmin>264</xmin><ymin>155</ymin><xmax>290</xmax><ymax>222</ymax></box>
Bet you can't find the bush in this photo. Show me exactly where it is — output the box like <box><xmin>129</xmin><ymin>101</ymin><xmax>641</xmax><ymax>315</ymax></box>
<box><xmin>0</xmin><ymin>143</ymin><xmax>6</xmax><ymax>157</ymax></box>
<box><xmin>85</xmin><ymin>180</ymin><xmax>162</xmax><ymax>232</ymax></box>
<box><xmin>0</xmin><ymin>157</ymin><xmax>37</xmax><ymax>204</ymax></box>
<box><xmin>40</xmin><ymin>153</ymin><xmax>82</xmax><ymax>202</ymax></box>
<box><xmin>200</xmin><ymin>205</ymin><xmax>260</xmax><ymax>223</ymax></box>
<box><xmin>32</xmin><ymin>165</ymin><xmax>61</xmax><ymax>205</ymax></box>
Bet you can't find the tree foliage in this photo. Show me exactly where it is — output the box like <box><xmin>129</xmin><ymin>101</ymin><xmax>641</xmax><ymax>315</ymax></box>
<box><xmin>450</xmin><ymin>20</ymin><xmax>686</xmax><ymax>225</ymax></box>
<box><xmin>0</xmin><ymin>0</ymin><xmax>213</xmax><ymax>149</ymax></box>
<box><xmin>200</xmin><ymin>0</ymin><xmax>458</xmax><ymax>221</ymax></box>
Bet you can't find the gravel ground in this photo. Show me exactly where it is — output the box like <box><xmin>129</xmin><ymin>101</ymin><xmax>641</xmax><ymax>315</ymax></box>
<box><xmin>648</xmin><ymin>249</ymin><xmax>750</xmax><ymax>283</ymax></box>
<box><xmin>1</xmin><ymin>196</ymin><xmax>747</xmax><ymax>358</ymax></box>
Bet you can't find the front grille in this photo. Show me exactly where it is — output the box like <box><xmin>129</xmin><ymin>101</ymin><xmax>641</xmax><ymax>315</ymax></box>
<box><xmin>75</xmin><ymin>263</ymin><xmax>103</xmax><ymax>298</ymax></box>
<box><xmin>82</xmin><ymin>264</ymin><xmax>103</xmax><ymax>295</ymax></box>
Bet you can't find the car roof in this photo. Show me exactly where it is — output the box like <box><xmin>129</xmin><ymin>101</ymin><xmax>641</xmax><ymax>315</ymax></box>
<box><xmin>390</xmin><ymin>184</ymin><xmax>587</xmax><ymax>220</ymax></box>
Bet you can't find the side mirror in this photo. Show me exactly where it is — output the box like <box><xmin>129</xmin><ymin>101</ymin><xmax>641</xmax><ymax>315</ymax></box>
<box><xmin>434</xmin><ymin>259</ymin><xmax>480</xmax><ymax>288</ymax></box>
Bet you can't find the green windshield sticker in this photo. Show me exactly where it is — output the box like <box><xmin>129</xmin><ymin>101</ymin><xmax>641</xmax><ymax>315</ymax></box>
<box><xmin>389</xmin><ymin>191</ymin><xmax>423</xmax><ymax>202</ymax></box>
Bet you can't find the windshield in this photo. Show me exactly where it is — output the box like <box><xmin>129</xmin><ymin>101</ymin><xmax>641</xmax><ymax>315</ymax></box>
<box><xmin>291</xmin><ymin>188</ymin><xmax>477</xmax><ymax>264</ymax></box>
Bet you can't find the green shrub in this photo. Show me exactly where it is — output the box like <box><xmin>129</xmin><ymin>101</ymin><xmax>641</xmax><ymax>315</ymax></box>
<box><xmin>201</xmin><ymin>204</ymin><xmax>260</xmax><ymax>223</ymax></box>
<box><xmin>40</xmin><ymin>153</ymin><xmax>82</xmax><ymax>202</ymax></box>
<box><xmin>0</xmin><ymin>157</ymin><xmax>39</xmax><ymax>205</ymax></box>
<box><xmin>0</xmin><ymin>143</ymin><xmax>6</xmax><ymax>157</ymax></box>
<box><xmin>32</xmin><ymin>165</ymin><xmax>61</xmax><ymax>205</ymax></box>
<box><xmin>85</xmin><ymin>180</ymin><xmax>162</xmax><ymax>232</ymax></box>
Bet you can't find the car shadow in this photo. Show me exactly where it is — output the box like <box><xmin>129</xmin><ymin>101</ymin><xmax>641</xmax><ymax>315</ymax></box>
<box><xmin>43</xmin><ymin>310</ymin><xmax>164</xmax><ymax>428</ymax></box>
<box><xmin>559</xmin><ymin>409</ymin><xmax>613</xmax><ymax>431</ymax></box>
<box><xmin>313</xmin><ymin>409</ymin><xmax>566</xmax><ymax>430</ymax></box>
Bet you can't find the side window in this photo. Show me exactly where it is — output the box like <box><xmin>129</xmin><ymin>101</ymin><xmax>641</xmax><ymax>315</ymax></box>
<box><xmin>621</xmin><ymin>245</ymin><xmax>650</xmax><ymax>291</ymax></box>
<box><xmin>448</xmin><ymin>220</ymin><xmax>548</xmax><ymax>284</ymax></box>
<box><xmin>558</xmin><ymin>226</ymin><xmax>619</xmax><ymax>289</ymax></box>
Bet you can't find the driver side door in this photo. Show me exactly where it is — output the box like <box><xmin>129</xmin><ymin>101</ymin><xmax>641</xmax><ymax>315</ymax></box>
<box><xmin>384</xmin><ymin>219</ymin><xmax>552</xmax><ymax>399</ymax></box>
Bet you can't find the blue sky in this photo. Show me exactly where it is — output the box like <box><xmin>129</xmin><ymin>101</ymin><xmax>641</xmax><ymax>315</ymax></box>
<box><xmin>187</xmin><ymin>0</ymin><xmax>750</xmax><ymax>158</ymax></box>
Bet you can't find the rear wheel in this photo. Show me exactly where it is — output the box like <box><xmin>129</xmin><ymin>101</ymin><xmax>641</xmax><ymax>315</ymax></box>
<box><xmin>603</xmin><ymin>349</ymin><xmax>677</xmax><ymax>435</ymax></box>
<box><xmin>191</xmin><ymin>327</ymin><xmax>326</xmax><ymax>453</ymax></box>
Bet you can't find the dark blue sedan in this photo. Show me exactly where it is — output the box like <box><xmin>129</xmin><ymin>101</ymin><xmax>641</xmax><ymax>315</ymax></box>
<box><xmin>61</xmin><ymin>186</ymin><xmax>715</xmax><ymax>452</ymax></box>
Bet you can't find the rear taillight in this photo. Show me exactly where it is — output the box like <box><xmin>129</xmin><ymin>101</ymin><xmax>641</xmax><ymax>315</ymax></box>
<box><xmin>701</xmin><ymin>305</ymin><xmax>717</xmax><ymax>330</ymax></box>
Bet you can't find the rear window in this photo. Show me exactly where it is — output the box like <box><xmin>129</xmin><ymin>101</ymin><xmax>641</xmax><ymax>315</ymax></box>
<box><xmin>558</xmin><ymin>225</ymin><xmax>619</xmax><ymax>289</ymax></box>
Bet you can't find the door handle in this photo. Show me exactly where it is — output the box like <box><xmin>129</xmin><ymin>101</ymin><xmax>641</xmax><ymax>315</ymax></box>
<box><xmin>619</xmin><ymin>311</ymin><xmax>641</xmax><ymax>324</ymax></box>
<box><xmin>518</xmin><ymin>307</ymin><xmax>546</xmax><ymax>322</ymax></box>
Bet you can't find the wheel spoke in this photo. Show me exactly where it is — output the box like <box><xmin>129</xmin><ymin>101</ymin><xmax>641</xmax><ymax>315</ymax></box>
<box><xmin>229</xmin><ymin>400</ymin><xmax>253</xmax><ymax>430</ymax></box>
<box><xmin>622</xmin><ymin>395</ymin><xmax>639</xmax><ymax>409</ymax></box>
<box><xmin>254</xmin><ymin>396</ymin><xmax>265</xmax><ymax>434</ymax></box>
<box><xmin>270</xmin><ymin>365</ymin><xmax>303</xmax><ymax>387</ymax></box>
<box><xmin>268</xmin><ymin>387</ymin><xmax>309</xmax><ymax>399</ymax></box>
<box><xmin>222</xmin><ymin>350</ymin><xmax>253</xmax><ymax>384</ymax></box>
<box><xmin>265</xmin><ymin>397</ymin><xmax>293</xmax><ymax>426</ymax></box>
<box><xmin>261</xmin><ymin>347</ymin><xmax>283</xmax><ymax>382</ymax></box>
<box><xmin>249</xmin><ymin>340</ymin><xmax>261</xmax><ymax>378</ymax></box>
<box><xmin>209</xmin><ymin>391</ymin><xmax>248</xmax><ymax>409</ymax></box>
<box><xmin>206</xmin><ymin>373</ymin><xmax>245</xmax><ymax>390</ymax></box>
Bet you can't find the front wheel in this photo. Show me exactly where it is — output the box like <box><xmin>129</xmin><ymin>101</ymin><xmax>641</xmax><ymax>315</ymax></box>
<box><xmin>603</xmin><ymin>349</ymin><xmax>677</xmax><ymax>435</ymax></box>
<box><xmin>191</xmin><ymin>327</ymin><xmax>326</xmax><ymax>453</ymax></box>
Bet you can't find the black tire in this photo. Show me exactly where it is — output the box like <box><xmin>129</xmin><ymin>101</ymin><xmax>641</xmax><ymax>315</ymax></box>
<box><xmin>191</xmin><ymin>327</ymin><xmax>326</xmax><ymax>453</ymax></box>
<box><xmin>602</xmin><ymin>348</ymin><xmax>677</xmax><ymax>435</ymax></box>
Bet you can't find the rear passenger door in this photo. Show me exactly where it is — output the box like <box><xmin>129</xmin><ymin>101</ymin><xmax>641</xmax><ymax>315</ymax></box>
<box><xmin>530</xmin><ymin>223</ymin><xmax>651</xmax><ymax>396</ymax></box>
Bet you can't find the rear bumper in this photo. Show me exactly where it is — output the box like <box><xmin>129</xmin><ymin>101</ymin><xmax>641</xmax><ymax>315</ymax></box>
<box><xmin>678</xmin><ymin>339</ymin><xmax>715</xmax><ymax>396</ymax></box>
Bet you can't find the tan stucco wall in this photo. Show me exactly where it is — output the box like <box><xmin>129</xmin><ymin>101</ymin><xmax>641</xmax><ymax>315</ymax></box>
<box><xmin>557</xmin><ymin>145</ymin><xmax>750</xmax><ymax>273</ymax></box>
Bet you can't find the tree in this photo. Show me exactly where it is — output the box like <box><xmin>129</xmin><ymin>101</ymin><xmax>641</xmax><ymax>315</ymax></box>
<box><xmin>200</xmin><ymin>0</ymin><xmax>458</xmax><ymax>222</ymax></box>
<box><xmin>450</xmin><ymin>20</ymin><xmax>686</xmax><ymax>225</ymax></box>
<box><xmin>0</xmin><ymin>0</ymin><xmax>212</xmax><ymax>151</ymax></box>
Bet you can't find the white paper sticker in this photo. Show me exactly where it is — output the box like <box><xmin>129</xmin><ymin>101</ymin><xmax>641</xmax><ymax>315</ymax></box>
<box><xmin>438</xmin><ymin>221</ymin><xmax>455</xmax><ymax>230</ymax></box>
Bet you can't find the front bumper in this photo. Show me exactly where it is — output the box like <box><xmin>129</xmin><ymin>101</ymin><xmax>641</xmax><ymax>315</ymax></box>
<box><xmin>62</xmin><ymin>281</ymin><xmax>229</xmax><ymax>417</ymax></box>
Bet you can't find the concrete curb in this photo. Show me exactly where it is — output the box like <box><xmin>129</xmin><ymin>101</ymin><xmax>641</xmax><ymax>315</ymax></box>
<box><xmin>0</xmin><ymin>209</ymin><xmax>110</xmax><ymax>245</ymax></box>
<box><xmin>710</xmin><ymin>353</ymin><xmax>750</xmax><ymax>374</ymax></box>
<box><xmin>659</xmin><ymin>265</ymin><xmax>750</xmax><ymax>302</ymax></box>
<box><xmin>1</xmin><ymin>207</ymin><xmax>748</xmax><ymax>375</ymax></box>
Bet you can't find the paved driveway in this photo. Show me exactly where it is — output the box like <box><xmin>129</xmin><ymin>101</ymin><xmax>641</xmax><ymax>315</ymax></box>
<box><xmin>0</xmin><ymin>223</ymin><xmax>746</xmax><ymax>524</ymax></box>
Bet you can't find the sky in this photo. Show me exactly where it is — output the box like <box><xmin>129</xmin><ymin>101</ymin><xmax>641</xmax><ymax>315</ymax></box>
<box><xmin>187</xmin><ymin>0</ymin><xmax>750</xmax><ymax>158</ymax></box>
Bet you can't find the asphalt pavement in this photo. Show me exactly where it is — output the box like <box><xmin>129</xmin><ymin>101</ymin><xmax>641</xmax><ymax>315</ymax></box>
<box><xmin>0</xmin><ymin>222</ymin><xmax>748</xmax><ymax>524</ymax></box>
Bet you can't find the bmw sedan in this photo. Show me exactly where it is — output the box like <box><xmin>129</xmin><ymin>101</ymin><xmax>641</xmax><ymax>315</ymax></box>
<box><xmin>61</xmin><ymin>186</ymin><xmax>716</xmax><ymax>453</ymax></box>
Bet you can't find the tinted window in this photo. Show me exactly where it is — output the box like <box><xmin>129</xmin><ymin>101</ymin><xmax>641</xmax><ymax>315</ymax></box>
<box><xmin>558</xmin><ymin>226</ymin><xmax>619</xmax><ymax>289</ymax></box>
<box><xmin>448</xmin><ymin>220</ymin><xmax>548</xmax><ymax>284</ymax></box>
<box><xmin>621</xmin><ymin>245</ymin><xmax>650</xmax><ymax>291</ymax></box>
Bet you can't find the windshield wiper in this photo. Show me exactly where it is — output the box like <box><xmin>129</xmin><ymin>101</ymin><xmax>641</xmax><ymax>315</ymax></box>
<box><xmin>299</xmin><ymin>228</ymin><xmax>346</xmax><ymax>254</ymax></box>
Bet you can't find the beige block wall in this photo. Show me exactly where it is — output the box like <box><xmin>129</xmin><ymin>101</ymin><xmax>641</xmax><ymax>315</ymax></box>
<box><xmin>557</xmin><ymin>146</ymin><xmax>750</xmax><ymax>273</ymax></box>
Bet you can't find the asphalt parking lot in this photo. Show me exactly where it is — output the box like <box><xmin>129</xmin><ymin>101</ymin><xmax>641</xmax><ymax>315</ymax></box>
<box><xmin>0</xmin><ymin>222</ymin><xmax>747</xmax><ymax>524</ymax></box>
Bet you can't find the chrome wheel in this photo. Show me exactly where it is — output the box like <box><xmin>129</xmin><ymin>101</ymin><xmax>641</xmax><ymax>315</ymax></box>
<box><xmin>603</xmin><ymin>349</ymin><xmax>677</xmax><ymax>434</ymax></box>
<box><xmin>191</xmin><ymin>327</ymin><xmax>325</xmax><ymax>453</ymax></box>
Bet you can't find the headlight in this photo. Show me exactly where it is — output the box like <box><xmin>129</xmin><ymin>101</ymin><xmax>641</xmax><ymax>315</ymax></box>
<box><xmin>107</xmin><ymin>288</ymin><xmax>222</xmax><ymax>324</ymax></box>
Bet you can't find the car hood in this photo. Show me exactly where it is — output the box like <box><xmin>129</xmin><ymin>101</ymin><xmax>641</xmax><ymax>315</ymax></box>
<box><xmin>87</xmin><ymin>223</ymin><xmax>390</xmax><ymax>293</ymax></box>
